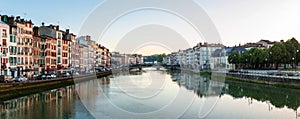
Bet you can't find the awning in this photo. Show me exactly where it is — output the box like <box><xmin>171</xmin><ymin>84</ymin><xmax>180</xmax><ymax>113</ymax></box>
<box><xmin>46</xmin><ymin>68</ymin><xmax>57</xmax><ymax>71</ymax></box>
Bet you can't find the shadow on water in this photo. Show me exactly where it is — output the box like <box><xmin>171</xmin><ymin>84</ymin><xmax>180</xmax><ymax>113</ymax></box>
<box><xmin>168</xmin><ymin>70</ymin><xmax>300</xmax><ymax>111</ymax></box>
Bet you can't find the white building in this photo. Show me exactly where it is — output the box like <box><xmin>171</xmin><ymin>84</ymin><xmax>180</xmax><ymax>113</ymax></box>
<box><xmin>198</xmin><ymin>43</ymin><xmax>224</xmax><ymax>70</ymax></box>
<box><xmin>0</xmin><ymin>21</ymin><xmax>10</xmax><ymax>76</ymax></box>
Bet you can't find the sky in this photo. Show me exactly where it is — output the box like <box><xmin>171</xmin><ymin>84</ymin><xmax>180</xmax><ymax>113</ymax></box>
<box><xmin>1</xmin><ymin>0</ymin><xmax>300</xmax><ymax>55</ymax></box>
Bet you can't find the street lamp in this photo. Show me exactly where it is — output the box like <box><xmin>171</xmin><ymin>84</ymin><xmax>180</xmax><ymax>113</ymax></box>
<box><xmin>296</xmin><ymin>50</ymin><xmax>299</xmax><ymax>70</ymax></box>
<box><xmin>269</xmin><ymin>51</ymin><xmax>272</xmax><ymax>69</ymax></box>
<box><xmin>265</xmin><ymin>58</ymin><xmax>268</xmax><ymax>69</ymax></box>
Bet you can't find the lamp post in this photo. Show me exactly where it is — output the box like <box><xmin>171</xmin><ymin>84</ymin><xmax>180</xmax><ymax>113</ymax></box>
<box><xmin>292</xmin><ymin>57</ymin><xmax>295</xmax><ymax>71</ymax></box>
<box><xmin>265</xmin><ymin>58</ymin><xmax>268</xmax><ymax>69</ymax></box>
<box><xmin>269</xmin><ymin>51</ymin><xmax>272</xmax><ymax>69</ymax></box>
<box><xmin>296</xmin><ymin>50</ymin><xmax>299</xmax><ymax>70</ymax></box>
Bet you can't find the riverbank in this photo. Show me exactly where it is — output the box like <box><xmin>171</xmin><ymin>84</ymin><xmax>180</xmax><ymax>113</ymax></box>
<box><xmin>0</xmin><ymin>71</ymin><xmax>112</xmax><ymax>102</ymax></box>
<box><xmin>165</xmin><ymin>67</ymin><xmax>300</xmax><ymax>89</ymax></box>
<box><xmin>225</xmin><ymin>74</ymin><xmax>300</xmax><ymax>89</ymax></box>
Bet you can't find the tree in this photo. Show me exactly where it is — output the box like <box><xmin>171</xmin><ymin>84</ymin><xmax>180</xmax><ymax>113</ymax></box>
<box><xmin>228</xmin><ymin>51</ymin><xmax>241</xmax><ymax>68</ymax></box>
<box><xmin>269</xmin><ymin>42</ymin><xmax>289</xmax><ymax>69</ymax></box>
<box><xmin>283</xmin><ymin>37</ymin><xmax>300</xmax><ymax>68</ymax></box>
<box><xmin>156</xmin><ymin>53</ymin><xmax>166</xmax><ymax>63</ymax></box>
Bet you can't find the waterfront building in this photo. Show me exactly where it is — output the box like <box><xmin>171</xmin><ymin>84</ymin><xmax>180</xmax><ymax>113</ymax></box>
<box><xmin>0</xmin><ymin>18</ymin><xmax>10</xmax><ymax>77</ymax></box>
<box><xmin>32</xmin><ymin>26</ymin><xmax>42</xmax><ymax>75</ymax></box>
<box><xmin>71</xmin><ymin>40</ymin><xmax>80</xmax><ymax>72</ymax></box>
<box><xmin>16</xmin><ymin>16</ymin><xmax>34</xmax><ymax>77</ymax></box>
<box><xmin>61</xmin><ymin>29</ymin><xmax>75</xmax><ymax>69</ymax></box>
<box><xmin>94</xmin><ymin>44</ymin><xmax>102</xmax><ymax>68</ymax></box>
<box><xmin>163</xmin><ymin>55</ymin><xmax>171</xmax><ymax>65</ymax></box>
<box><xmin>88</xmin><ymin>40</ymin><xmax>96</xmax><ymax>72</ymax></box>
<box><xmin>76</xmin><ymin>36</ymin><xmax>89</xmax><ymax>73</ymax></box>
<box><xmin>1</xmin><ymin>16</ymin><xmax>18</xmax><ymax>78</ymax></box>
<box><xmin>256</xmin><ymin>39</ymin><xmax>277</xmax><ymax>48</ymax></box>
<box><xmin>111</xmin><ymin>51</ymin><xmax>122</xmax><ymax>69</ymax></box>
<box><xmin>100</xmin><ymin>45</ymin><xmax>111</xmax><ymax>68</ymax></box>
<box><xmin>1</xmin><ymin>15</ymin><xmax>35</xmax><ymax>77</ymax></box>
<box><xmin>211</xmin><ymin>46</ymin><xmax>246</xmax><ymax>70</ymax></box>
<box><xmin>39</xmin><ymin>24</ymin><xmax>58</xmax><ymax>73</ymax></box>
<box><xmin>198</xmin><ymin>43</ymin><xmax>224</xmax><ymax>70</ymax></box>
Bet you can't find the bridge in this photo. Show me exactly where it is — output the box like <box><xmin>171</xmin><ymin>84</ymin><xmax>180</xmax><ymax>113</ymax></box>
<box><xmin>128</xmin><ymin>64</ymin><xmax>163</xmax><ymax>71</ymax></box>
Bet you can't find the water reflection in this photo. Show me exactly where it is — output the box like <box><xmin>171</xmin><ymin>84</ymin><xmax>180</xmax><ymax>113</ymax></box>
<box><xmin>0</xmin><ymin>86</ymin><xmax>94</xmax><ymax>119</ymax></box>
<box><xmin>168</xmin><ymin>70</ymin><xmax>224</xmax><ymax>97</ymax></box>
<box><xmin>0</xmin><ymin>68</ymin><xmax>299</xmax><ymax>119</ymax></box>
<box><xmin>224</xmin><ymin>80</ymin><xmax>300</xmax><ymax>111</ymax></box>
<box><xmin>168</xmin><ymin>70</ymin><xmax>300</xmax><ymax>119</ymax></box>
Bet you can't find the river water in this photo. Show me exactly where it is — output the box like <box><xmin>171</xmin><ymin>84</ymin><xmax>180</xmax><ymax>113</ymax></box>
<box><xmin>0</xmin><ymin>67</ymin><xmax>299</xmax><ymax>119</ymax></box>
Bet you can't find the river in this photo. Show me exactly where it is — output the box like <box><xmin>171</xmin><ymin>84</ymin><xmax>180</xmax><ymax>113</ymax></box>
<box><xmin>0</xmin><ymin>67</ymin><xmax>299</xmax><ymax>119</ymax></box>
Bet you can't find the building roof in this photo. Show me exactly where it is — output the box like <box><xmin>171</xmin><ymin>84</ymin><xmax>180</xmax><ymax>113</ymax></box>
<box><xmin>258</xmin><ymin>39</ymin><xmax>277</xmax><ymax>44</ymax></box>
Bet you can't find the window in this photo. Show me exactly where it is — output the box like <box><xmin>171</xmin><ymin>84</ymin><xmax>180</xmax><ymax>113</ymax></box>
<box><xmin>46</xmin><ymin>58</ymin><xmax>50</xmax><ymax>64</ymax></box>
<box><xmin>2</xmin><ymin>39</ymin><xmax>7</xmax><ymax>46</ymax></box>
<box><xmin>58</xmin><ymin>33</ymin><xmax>62</xmax><ymax>39</ymax></box>
<box><xmin>58</xmin><ymin>57</ymin><xmax>61</xmax><ymax>63</ymax></box>
<box><xmin>58</xmin><ymin>40</ymin><xmax>61</xmax><ymax>47</ymax></box>
<box><xmin>2</xmin><ymin>29</ymin><xmax>7</xmax><ymax>37</ymax></box>
<box><xmin>10</xmin><ymin>36</ymin><xmax>13</xmax><ymax>42</ymax></box>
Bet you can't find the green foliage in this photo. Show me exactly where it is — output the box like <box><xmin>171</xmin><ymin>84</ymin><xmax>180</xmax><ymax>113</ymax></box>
<box><xmin>228</xmin><ymin>37</ymin><xmax>300</xmax><ymax>69</ymax></box>
<box><xmin>145</xmin><ymin>53</ymin><xmax>167</xmax><ymax>63</ymax></box>
<box><xmin>228</xmin><ymin>51</ymin><xmax>240</xmax><ymax>64</ymax></box>
<box><xmin>157</xmin><ymin>53</ymin><xmax>166</xmax><ymax>62</ymax></box>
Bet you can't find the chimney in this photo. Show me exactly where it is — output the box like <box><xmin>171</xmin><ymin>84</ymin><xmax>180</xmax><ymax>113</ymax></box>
<box><xmin>8</xmin><ymin>16</ymin><xmax>14</xmax><ymax>24</ymax></box>
<box><xmin>56</xmin><ymin>25</ymin><xmax>59</xmax><ymax>30</ymax></box>
<box><xmin>16</xmin><ymin>16</ymin><xmax>20</xmax><ymax>20</ymax></box>
<box><xmin>66</xmin><ymin>29</ymin><xmax>69</xmax><ymax>34</ymax></box>
<box><xmin>49</xmin><ymin>24</ymin><xmax>54</xmax><ymax>29</ymax></box>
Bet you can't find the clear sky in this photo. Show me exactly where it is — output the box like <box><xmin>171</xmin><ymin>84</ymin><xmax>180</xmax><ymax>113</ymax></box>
<box><xmin>1</xmin><ymin>0</ymin><xmax>300</xmax><ymax>55</ymax></box>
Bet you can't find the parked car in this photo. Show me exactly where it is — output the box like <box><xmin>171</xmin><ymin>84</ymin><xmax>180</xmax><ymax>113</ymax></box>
<box><xmin>73</xmin><ymin>72</ymin><xmax>80</xmax><ymax>76</ymax></box>
<box><xmin>13</xmin><ymin>76</ymin><xmax>28</xmax><ymax>82</ymax></box>
<box><xmin>40</xmin><ymin>74</ymin><xmax>52</xmax><ymax>80</ymax></box>
<box><xmin>50</xmin><ymin>74</ymin><xmax>57</xmax><ymax>78</ymax></box>
<box><xmin>62</xmin><ymin>72</ymin><xmax>72</xmax><ymax>78</ymax></box>
<box><xmin>46</xmin><ymin>74</ymin><xmax>52</xmax><ymax>79</ymax></box>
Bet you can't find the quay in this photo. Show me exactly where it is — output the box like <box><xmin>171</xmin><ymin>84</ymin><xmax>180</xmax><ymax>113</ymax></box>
<box><xmin>226</xmin><ymin>72</ymin><xmax>300</xmax><ymax>89</ymax></box>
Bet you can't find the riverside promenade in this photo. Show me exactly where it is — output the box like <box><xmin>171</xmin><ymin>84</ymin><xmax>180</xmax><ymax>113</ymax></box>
<box><xmin>226</xmin><ymin>70</ymin><xmax>300</xmax><ymax>88</ymax></box>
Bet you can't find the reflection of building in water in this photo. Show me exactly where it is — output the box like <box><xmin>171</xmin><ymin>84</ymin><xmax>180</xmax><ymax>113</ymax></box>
<box><xmin>0</xmin><ymin>86</ymin><xmax>76</xmax><ymax>119</ymax></box>
<box><xmin>170</xmin><ymin>71</ymin><xmax>223</xmax><ymax>97</ymax></box>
